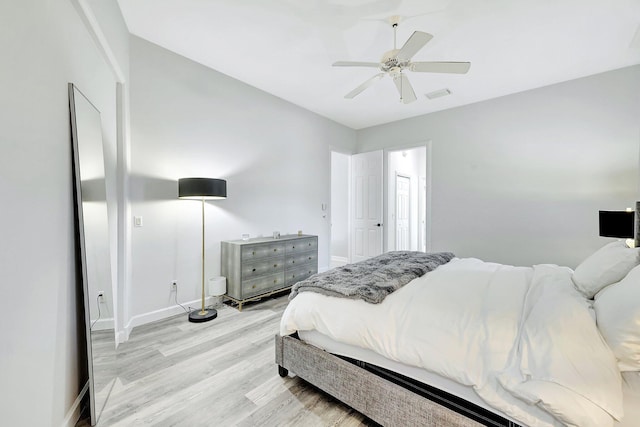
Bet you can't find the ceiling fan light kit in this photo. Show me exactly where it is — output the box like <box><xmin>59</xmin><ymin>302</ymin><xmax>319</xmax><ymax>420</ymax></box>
<box><xmin>333</xmin><ymin>18</ymin><xmax>470</xmax><ymax>104</ymax></box>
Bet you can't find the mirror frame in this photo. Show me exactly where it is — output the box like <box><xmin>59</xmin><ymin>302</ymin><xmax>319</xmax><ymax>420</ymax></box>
<box><xmin>69</xmin><ymin>83</ymin><xmax>115</xmax><ymax>425</ymax></box>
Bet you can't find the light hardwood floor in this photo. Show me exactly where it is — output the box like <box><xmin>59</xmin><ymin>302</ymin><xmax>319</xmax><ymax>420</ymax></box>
<box><xmin>93</xmin><ymin>294</ymin><xmax>378</xmax><ymax>426</ymax></box>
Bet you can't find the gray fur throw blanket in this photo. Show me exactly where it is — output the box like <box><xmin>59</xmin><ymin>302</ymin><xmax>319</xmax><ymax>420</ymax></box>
<box><xmin>289</xmin><ymin>251</ymin><xmax>455</xmax><ymax>304</ymax></box>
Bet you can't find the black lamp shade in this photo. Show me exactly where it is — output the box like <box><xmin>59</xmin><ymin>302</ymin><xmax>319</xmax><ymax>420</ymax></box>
<box><xmin>178</xmin><ymin>178</ymin><xmax>227</xmax><ymax>200</ymax></box>
<box><xmin>599</xmin><ymin>211</ymin><xmax>634</xmax><ymax>238</ymax></box>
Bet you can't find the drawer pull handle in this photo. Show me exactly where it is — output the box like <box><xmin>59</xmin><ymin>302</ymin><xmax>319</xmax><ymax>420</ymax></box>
<box><xmin>292</xmin><ymin>260</ymin><xmax>295</xmax><ymax>264</ymax></box>
<box><xmin>308</xmin><ymin>257</ymin><xmax>312</xmax><ymax>260</ymax></box>
<box><xmin>292</xmin><ymin>246</ymin><xmax>295</xmax><ymax>249</ymax></box>
<box><xmin>252</xmin><ymin>285</ymin><xmax>256</xmax><ymax>289</ymax></box>
<box><xmin>252</xmin><ymin>268</ymin><xmax>256</xmax><ymax>272</ymax></box>
<box><xmin>273</xmin><ymin>248</ymin><xmax>277</xmax><ymax>252</ymax></box>
<box><xmin>308</xmin><ymin>243</ymin><xmax>311</xmax><ymax>246</ymax></box>
<box><xmin>273</xmin><ymin>279</ymin><xmax>278</xmax><ymax>284</ymax></box>
<box><xmin>273</xmin><ymin>264</ymin><xmax>278</xmax><ymax>268</ymax></box>
<box><xmin>252</xmin><ymin>251</ymin><xmax>255</xmax><ymax>255</ymax></box>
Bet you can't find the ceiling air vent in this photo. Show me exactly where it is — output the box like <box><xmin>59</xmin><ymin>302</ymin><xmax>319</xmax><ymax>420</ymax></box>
<box><xmin>425</xmin><ymin>88</ymin><xmax>451</xmax><ymax>100</ymax></box>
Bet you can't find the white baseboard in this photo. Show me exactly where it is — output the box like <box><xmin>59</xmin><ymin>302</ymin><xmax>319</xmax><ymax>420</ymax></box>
<box><xmin>330</xmin><ymin>256</ymin><xmax>349</xmax><ymax>268</ymax></box>
<box><xmin>90</xmin><ymin>317</ymin><xmax>114</xmax><ymax>331</ymax></box>
<box><xmin>61</xmin><ymin>380</ymin><xmax>88</xmax><ymax>427</ymax></box>
<box><xmin>119</xmin><ymin>297</ymin><xmax>215</xmax><ymax>342</ymax></box>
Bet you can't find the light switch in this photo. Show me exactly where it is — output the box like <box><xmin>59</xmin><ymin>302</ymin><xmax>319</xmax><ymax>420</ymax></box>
<box><xmin>134</xmin><ymin>216</ymin><xmax>143</xmax><ymax>227</ymax></box>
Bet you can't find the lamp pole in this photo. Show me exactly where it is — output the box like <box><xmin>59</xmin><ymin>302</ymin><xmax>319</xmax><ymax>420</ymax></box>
<box><xmin>200</xmin><ymin>197</ymin><xmax>206</xmax><ymax>315</ymax></box>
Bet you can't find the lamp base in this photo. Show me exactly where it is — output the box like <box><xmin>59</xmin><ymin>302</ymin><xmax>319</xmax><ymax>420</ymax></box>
<box><xmin>188</xmin><ymin>308</ymin><xmax>217</xmax><ymax>323</ymax></box>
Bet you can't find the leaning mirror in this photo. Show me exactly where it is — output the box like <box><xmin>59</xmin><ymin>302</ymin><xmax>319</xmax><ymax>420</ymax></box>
<box><xmin>69</xmin><ymin>83</ymin><xmax>116</xmax><ymax>425</ymax></box>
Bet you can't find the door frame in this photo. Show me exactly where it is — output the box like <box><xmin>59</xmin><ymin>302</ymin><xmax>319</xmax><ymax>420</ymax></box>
<box><xmin>330</xmin><ymin>142</ymin><xmax>432</xmax><ymax>266</ymax></box>
<box><xmin>383</xmin><ymin>141</ymin><xmax>432</xmax><ymax>253</ymax></box>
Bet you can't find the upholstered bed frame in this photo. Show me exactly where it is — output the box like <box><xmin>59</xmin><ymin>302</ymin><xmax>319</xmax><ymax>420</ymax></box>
<box><xmin>275</xmin><ymin>333</ymin><xmax>520</xmax><ymax>427</ymax></box>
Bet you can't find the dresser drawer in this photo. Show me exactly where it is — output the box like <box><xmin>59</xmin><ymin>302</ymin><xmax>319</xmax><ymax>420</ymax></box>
<box><xmin>285</xmin><ymin>265</ymin><xmax>318</xmax><ymax>287</ymax></box>
<box><xmin>241</xmin><ymin>243</ymin><xmax>285</xmax><ymax>261</ymax></box>
<box><xmin>242</xmin><ymin>272</ymin><xmax>286</xmax><ymax>298</ymax></box>
<box><xmin>285</xmin><ymin>251</ymin><xmax>318</xmax><ymax>267</ymax></box>
<box><xmin>284</xmin><ymin>238</ymin><xmax>317</xmax><ymax>254</ymax></box>
<box><xmin>241</xmin><ymin>259</ymin><xmax>284</xmax><ymax>279</ymax></box>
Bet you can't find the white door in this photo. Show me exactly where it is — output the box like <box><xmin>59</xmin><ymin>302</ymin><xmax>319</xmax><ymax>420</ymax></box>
<box><xmin>419</xmin><ymin>176</ymin><xmax>427</xmax><ymax>252</ymax></box>
<box><xmin>350</xmin><ymin>150</ymin><xmax>383</xmax><ymax>262</ymax></box>
<box><xmin>395</xmin><ymin>174</ymin><xmax>411</xmax><ymax>250</ymax></box>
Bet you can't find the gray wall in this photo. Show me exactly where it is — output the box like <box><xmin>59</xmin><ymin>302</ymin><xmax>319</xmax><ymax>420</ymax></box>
<box><xmin>0</xmin><ymin>0</ymin><xmax>127</xmax><ymax>424</ymax></box>
<box><xmin>127</xmin><ymin>36</ymin><xmax>356</xmax><ymax>322</ymax></box>
<box><xmin>358</xmin><ymin>66</ymin><xmax>640</xmax><ymax>268</ymax></box>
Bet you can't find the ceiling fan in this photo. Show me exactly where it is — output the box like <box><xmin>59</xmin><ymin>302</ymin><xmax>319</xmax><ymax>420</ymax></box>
<box><xmin>333</xmin><ymin>16</ymin><xmax>471</xmax><ymax>104</ymax></box>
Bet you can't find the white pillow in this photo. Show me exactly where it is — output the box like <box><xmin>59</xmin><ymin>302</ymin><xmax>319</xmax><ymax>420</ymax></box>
<box><xmin>572</xmin><ymin>241</ymin><xmax>639</xmax><ymax>298</ymax></box>
<box><xmin>594</xmin><ymin>264</ymin><xmax>640</xmax><ymax>371</ymax></box>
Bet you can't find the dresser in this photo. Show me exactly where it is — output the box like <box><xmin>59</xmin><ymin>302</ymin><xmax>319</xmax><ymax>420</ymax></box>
<box><xmin>221</xmin><ymin>234</ymin><xmax>318</xmax><ymax>310</ymax></box>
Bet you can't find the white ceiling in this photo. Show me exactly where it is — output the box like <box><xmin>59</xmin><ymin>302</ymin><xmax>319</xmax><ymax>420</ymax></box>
<box><xmin>117</xmin><ymin>0</ymin><xmax>640</xmax><ymax>130</ymax></box>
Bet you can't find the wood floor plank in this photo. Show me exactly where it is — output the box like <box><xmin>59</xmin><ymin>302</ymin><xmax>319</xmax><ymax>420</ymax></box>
<box><xmin>95</xmin><ymin>295</ymin><xmax>376</xmax><ymax>427</ymax></box>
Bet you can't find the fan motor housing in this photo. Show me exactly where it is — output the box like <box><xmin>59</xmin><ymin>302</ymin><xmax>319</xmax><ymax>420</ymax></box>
<box><xmin>381</xmin><ymin>49</ymin><xmax>407</xmax><ymax>72</ymax></box>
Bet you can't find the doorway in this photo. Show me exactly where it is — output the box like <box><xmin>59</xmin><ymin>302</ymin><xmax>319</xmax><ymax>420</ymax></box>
<box><xmin>395</xmin><ymin>174</ymin><xmax>411</xmax><ymax>250</ymax></box>
<box><xmin>330</xmin><ymin>151</ymin><xmax>350</xmax><ymax>268</ymax></box>
<box><xmin>330</xmin><ymin>144</ymin><xmax>429</xmax><ymax>266</ymax></box>
<box><xmin>386</xmin><ymin>146</ymin><xmax>428</xmax><ymax>253</ymax></box>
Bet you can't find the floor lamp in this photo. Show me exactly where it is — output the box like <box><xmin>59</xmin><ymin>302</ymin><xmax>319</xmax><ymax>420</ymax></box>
<box><xmin>178</xmin><ymin>177</ymin><xmax>227</xmax><ymax>323</ymax></box>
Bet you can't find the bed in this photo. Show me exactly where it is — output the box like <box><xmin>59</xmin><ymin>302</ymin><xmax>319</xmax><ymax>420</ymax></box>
<box><xmin>275</xmin><ymin>243</ymin><xmax>640</xmax><ymax>427</ymax></box>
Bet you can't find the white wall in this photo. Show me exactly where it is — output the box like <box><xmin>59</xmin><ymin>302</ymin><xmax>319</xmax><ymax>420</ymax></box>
<box><xmin>87</xmin><ymin>0</ymin><xmax>130</xmax><ymax>80</ymax></box>
<box><xmin>331</xmin><ymin>151</ymin><xmax>350</xmax><ymax>264</ymax></box>
<box><xmin>0</xmin><ymin>0</ymin><xmax>127</xmax><ymax>425</ymax></box>
<box><xmin>85</xmin><ymin>0</ymin><xmax>132</xmax><ymax>343</ymax></box>
<box><xmin>358</xmin><ymin>66</ymin><xmax>640</xmax><ymax>268</ymax></box>
<box><xmin>127</xmin><ymin>36</ymin><xmax>356</xmax><ymax>323</ymax></box>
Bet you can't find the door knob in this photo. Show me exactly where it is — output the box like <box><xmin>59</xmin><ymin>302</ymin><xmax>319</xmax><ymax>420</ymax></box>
<box><xmin>376</xmin><ymin>223</ymin><xmax>382</xmax><ymax>227</ymax></box>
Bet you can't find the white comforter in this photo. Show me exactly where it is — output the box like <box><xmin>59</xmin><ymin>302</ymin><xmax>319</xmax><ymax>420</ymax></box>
<box><xmin>280</xmin><ymin>257</ymin><xmax>623</xmax><ymax>427</ymax></box>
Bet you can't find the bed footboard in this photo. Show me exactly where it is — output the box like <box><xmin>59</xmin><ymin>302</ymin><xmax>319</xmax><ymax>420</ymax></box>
<box><xmin>275</xmin><ymin>334</ymin><xmax>492</xmax><ymax>427</ymax></box>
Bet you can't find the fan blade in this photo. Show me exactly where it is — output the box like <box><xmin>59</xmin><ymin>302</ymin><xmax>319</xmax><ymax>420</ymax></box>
<box><xmin>393</xmin><ymin>74</ymin><xmax>417</xmax><ymax>104</ymax></box>
<box><xmin>396</xmin><ymin>31</ymin><xmax>433</xmax><ymax>61</ymax></box>
<box><xmin>333</xmin><ymin>61</ymin><xmax>381</xmax><ymax>68</ymax></box>
<box><xmin>411</xmin><ymin>61</ymin><xmax>471</xmax><ymax>74</ymax></box>
<box><xmin>344</xmin><ymin>73</ymin><xmax>385</xmax><ymax>99</ymax></box>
